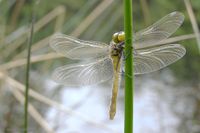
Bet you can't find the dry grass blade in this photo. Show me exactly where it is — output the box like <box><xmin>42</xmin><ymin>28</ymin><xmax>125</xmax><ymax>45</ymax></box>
<box><xmin>14</xmin><ymin>0</ymin><xmax>110</xmax><ymax>59</ymax></box>
<box><xmin>14</xmin><ymin>36</ymin><xmax>51</xmax><ymax>59</ymax></box>
<box><xmin>184</xmin><ymin>0</ymin><xmax>200</xmax><ymax>52</ymax></box>
<box><xmin>5</xmin><ymin>6</ymin><xmax>65</xmax><ymax>45</ymax></box>
<box><xmin>34</xmin><ymin>5</ymin><xmax>65</xmax><ymax>32</ymax></box>
<box><xmin>0</xmin><ymin>72</ymin><xmax>120</xmax><ymax>133</ymax></box>
<box><xmin>8</xmin><ymin>0</ymin><xmax>25</xmax><ymax>32</ymax></box>
<box><xmin>9</xmin><ymin>87</ymin><xmax>55</xmax><ymax>133</ymax></box>
<box><xmin>71</xmin><ymin>0</ymin><xmax>114</xmax><ymax>37</ymax></box>
<box><xmin>0</xmin><ymin>53</ymin><xmax>62</xmax><ymax>70</ymax></box>
<box><xmin>155</xmin><ymin>33</ymin><xmax>196</xmax><ymax>45</ymax></box>
<box><xmin>3</xmin><ymin>6</ymin><xmax>66</xmax><ymax>58</ymax></box>
<box><xmin>0</xmin><ymin>24</ymin><xmax>5</xmax><ymax>48</ymax></box>
<box><xmin>140</xmin><ymin>0</ymin><xmax>151</xmax><ymax>25</ymax></box>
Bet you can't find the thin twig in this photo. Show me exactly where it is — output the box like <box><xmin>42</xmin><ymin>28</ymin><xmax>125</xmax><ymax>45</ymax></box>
<box><xmin>184</xmin><ymin>0</ymin><xmax>200</xmax><ymax>53</ymax></box>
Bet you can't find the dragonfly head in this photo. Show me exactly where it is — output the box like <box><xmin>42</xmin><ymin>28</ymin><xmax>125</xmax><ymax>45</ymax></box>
<box><xmin>112</xmin><ymin>31</ymin><xmax>125</xmax><ymax>44</ymax></box>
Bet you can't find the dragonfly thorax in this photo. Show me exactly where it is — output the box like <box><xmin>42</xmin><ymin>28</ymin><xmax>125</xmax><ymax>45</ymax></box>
<box><xmin>110</xmin><ymin>42</ymin><xmax>124</xmax><ymax>57</ymax></box>
<box><xmin>110</xmin><ymin>31</ymin><xmax>125</xmax><ymax>56</ymax></box>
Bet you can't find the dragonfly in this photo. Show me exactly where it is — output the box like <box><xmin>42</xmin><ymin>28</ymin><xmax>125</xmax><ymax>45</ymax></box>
<box><xmin>49</xmin><ymin>12</ymin><xmax>186</xmax><ymax>120</ymax></box>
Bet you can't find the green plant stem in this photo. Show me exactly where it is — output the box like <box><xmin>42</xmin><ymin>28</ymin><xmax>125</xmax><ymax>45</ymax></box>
<box><xmin>124</xmin><ymin>0</ymin><xmax>134</xmax><ymax>132</ymax></box>
<box><xmin>24</xmin><ymin>9</ymin><xmax>35</xmax><ymax>133</ymax></box>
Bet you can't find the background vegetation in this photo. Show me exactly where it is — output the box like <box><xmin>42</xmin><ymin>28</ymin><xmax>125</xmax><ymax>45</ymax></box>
<box><xmin>0</xmin><ymin>0</ymin><xmax>199</xmax><ymax>133</ymax></box>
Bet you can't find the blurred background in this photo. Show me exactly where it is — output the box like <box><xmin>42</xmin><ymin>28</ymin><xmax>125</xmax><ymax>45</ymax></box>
<box><xmin>0</xmin><ymin>0</ymin><xmax>200</xmax><ymax>133</ymax></box>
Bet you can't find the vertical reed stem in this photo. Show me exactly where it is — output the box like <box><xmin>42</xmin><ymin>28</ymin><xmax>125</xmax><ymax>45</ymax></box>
<box><xmin>24</xmin><ymin>6</ymin><xmax>35</xmax><ymax>133</ymax></box>
<box><xmin>124</xmin><ymin>0</ymin><xmax>134</xmax><ymax>132</ymax></box>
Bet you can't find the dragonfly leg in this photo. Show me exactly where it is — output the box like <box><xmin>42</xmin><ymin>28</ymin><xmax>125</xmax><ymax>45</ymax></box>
<box><xmin>121</xmin><ymin>71</ymin><xmax>133</xmax><ymax>78</ymax></box>
<box><xmin>118</xmin><ymin>41</ymin><xmax>125</xmax><ymax>48</ymax></box>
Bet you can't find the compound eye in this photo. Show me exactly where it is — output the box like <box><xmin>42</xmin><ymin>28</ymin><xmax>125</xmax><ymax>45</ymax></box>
<box><xmin>112</xmin><ymin>32</ymin><xmax>119</xmax><ymax>43</ymax></box>
<box><xmin>118</xmin><ymin>31</ymin><xmax>125</xmax><ymax>42</ymax></box>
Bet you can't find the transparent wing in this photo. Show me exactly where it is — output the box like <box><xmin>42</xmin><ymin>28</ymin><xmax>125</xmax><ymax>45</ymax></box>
<box><xmin>134</xmin><ymin>12</ymin><xmax>184</xmax><ymax>49</ymax></box>
<box><xmin>50</xmin><ymin>33</ymin><xmax>110</xmax><ymax>60</ymax></box>
<box><xmin>52</xmin><ymin>57</ymin><xmax>113</xmax><ymax>86</ymax></box>
<box><xmin>134</xmin><ymin>44</ymin><xmax>186</xmax><ymax>75</ymax></box>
